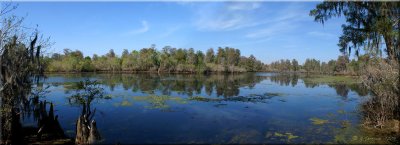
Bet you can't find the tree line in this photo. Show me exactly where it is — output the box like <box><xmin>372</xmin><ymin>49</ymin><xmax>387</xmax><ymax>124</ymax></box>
<box><xmin>45</xmin><ymin>45</ymin><xmax>375</xmax><ymax>75</ymax></box>
<box><xmin>44</xmin><ymin>46</ymin><xmax>264</xmax><ymax>73</ymax></box>
<box><xmin>265</xmin><ymin>54</ymin><xmax>370</xmax><ymax>75</ymax></box>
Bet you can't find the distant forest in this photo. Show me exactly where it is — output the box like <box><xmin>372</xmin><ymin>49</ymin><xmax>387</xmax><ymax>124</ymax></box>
<box><xmin>44</xmin><ymin>45</ymin><xmax>368</xmax><ymax>75</ymax></box>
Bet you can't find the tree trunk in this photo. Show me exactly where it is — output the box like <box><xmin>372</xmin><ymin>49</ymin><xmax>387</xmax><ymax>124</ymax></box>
<box><xmin>384</xmin><ymin>33</ymin><xmax>396</xmax><ymax>61</ymax></box>
<box><xmin>0</xmin><ymin>96</ymin><xmax>23</xmax><ymax>145</ymax></box>
<box><xmin>75</xmin><ymin>115</ymin><xmax>101</xmax><ymax>144</ymax></box>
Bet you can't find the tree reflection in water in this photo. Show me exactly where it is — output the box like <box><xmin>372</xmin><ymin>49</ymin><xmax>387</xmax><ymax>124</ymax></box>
<box><xmin>54</xmin><ymin>73</ymin><xmax>369</xmax><ymax>101</ymax></box>
<box><xmin>55</xmin><ymin>73</ymin><xmax>264</xmax><ymax>98</ymax></box>
<box><xmin>39</xmin><ymin>72</ymin><xmax>397</xmax><ymax>144</ymax></box>
<box><xmin>268</xmin><ymin>73</ymin><xmax>368</xmax><ymax>98</ymax></box>
<box><xmin>1</xmin><ymin>78</ymin><xmax>107</xmax><ymax>144</ymax></box>
<box><xmin>1</xmin><ymin>83</ymin><xmax>72</xmax><ymax>144</ymax></box>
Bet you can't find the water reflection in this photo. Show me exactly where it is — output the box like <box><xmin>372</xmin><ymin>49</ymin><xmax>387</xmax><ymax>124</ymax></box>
<box><xmin>48</xmin><ymin>73</ymin><xmax>368</xmax><ymax>99</ymax></box>
<box><xmin>269</xmin><ymin>73</ymin><xmax>298</xmax><ymax>87</ymax></box>
<box><xmin>269</xmin><ymin>73</ymin><xmax>368</xmax><ymax>98</ymax></box>
<box><xmin>48</xmin><ymin>73</ymin><xmax>263</xmax><ymax>98</ymax></box>
<box><xmin>1</xmin><ymin>73</ymin><xmax>384</xmax><ymax>144</ymax></box>
<box><xmin>1</xmin><ymin>82</ymin><xmax>71</xmax><ymax>144</ymax></box>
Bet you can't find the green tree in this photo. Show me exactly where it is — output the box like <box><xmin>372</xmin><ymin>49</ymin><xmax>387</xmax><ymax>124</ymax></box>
<box><xmin>187</xmin><ymin>48</ymin><xmax>197</xmax><ymax>65</ymax></box>
<box><xmin>334</xmin><ymin>55</ymin><xmax>349</xmax><ymax>73</ymax></box>
<box><xmin>310</xmin><ymin>2</ymin><xmax>400</xmax><ymax>61</ymax></box>
<box><xmin>205</xmin><ymin>48</ymin><xmax>215</xmax><ymax>63</ymax></box>
<box><xmin>195</xmin><ymin>50</ymin><xmax>206</xmax><ymax>72</ymax></box>
<box><xmin>105</xmin><ymin>49</ymin><xmax>121</xmax><ymax>71</ymax></box>
<box><xmin>292</xmin><ymin>59</ymin><xmax>299</xmax><ymax>71</ymax></box>
<box><xmin>80</xmin><ymin>56</ymin><xmax>94</xmax><ymax>72</ymax></box>
<box><xmin>246</xmin><ymin>55</ymin><xmax>257</xmax><ymax>72</ymax></box>
<box><xmin>216</xmin><ymin>47</ymin><xmax>226</xmax><ymax>65</ymax></box>
<box><xmin>304</xmin><ymin>58</ymin><xmax>320</xmax><ymax>73</ymax></box>
<box><xmin>122</xmin><ymin>49</ymin><xmax>129</xmax><ymax>58</ymax></box>
<box><xmin>46</xmin><ymin>46</ymin><xmax>266</xmax><ymax>73</ymax></box>
<box><xmin>174</xmin><ymin>48</ymin><xmax>186</xmax><ymax>64</ymax></box>
<box><xmin>106</xmin><ymin>49</ymin><xmax>116</xmax><ymax>58</ymax></box>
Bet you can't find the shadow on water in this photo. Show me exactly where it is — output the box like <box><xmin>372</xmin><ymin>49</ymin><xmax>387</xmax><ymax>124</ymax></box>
<box><xmin>1</xmin><ymin>82</ymin><xmax>73</xmax><ymax>144</ymax></box>
<box><xmin>1</xmin><ymin>79</ymin><xmax>107</xmax><ymax>144</ymax></box>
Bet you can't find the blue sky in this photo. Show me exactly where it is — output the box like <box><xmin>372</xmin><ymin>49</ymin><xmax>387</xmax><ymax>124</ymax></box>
<box><xmin>13</xmin><ymin>2</ymin><xmax>346</xmax><ymax>64</ymax></box>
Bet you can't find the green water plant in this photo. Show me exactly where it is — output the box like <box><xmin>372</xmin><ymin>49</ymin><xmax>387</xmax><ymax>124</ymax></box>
<box><xmin>188</xmin><ymin>92</ymin><xmax>283</xmax><ymax>103</ymax></box>
<box><xmin>310</xmin><ymin>117</ymin><xmax>329</xmax><ymax>125</ymax></box>
<box><xmin>133</xmin><ymin>95</ymin><xmax>187</xmax><ymax>109</ymax></box>
<box><xmin>114</xmin><ymin>100</ymin><xmax>133</xmax><ymax>107</ymax></box>
<box><xmin>273</xmin><ymin>132</ymin><xmax>299</xmax><ymax>142</ymax></box>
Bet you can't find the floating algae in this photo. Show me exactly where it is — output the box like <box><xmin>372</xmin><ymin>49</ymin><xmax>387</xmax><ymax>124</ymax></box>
<box><xmin>133</xmin><ymin>95</ymin><xmax>187</xmax><ymax>109</ymax></box>
<box><xmin>273</xmin><ymin>132</ymin><xmax>299</xmax><ymax>142</ymax></box>
<box><xmin>188</xmin><ymin>92</ymin><xmax>284</xmax><ymax>103</ymax></box>
<box><xmin>310</xmin><ymin>117</ymin><xmax>329</xmax><ymax>125</ymax></box>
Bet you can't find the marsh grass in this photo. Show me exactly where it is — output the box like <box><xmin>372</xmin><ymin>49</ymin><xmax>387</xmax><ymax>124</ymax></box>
<box><xmin>302</xmin><ymin>75</ymin><xmax>360</xmax><ymax>85</ymax></box>
<box><xmin>307</xmin><ymin>111</ymin><xmax>392</xmax><ymax>144</ymax></box>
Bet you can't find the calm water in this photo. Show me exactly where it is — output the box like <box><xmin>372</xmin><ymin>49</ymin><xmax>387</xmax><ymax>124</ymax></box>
<box><xmin>24</xmin><ymin>73</ymin><xmax>370</xmax><ymax>144</ymax></box>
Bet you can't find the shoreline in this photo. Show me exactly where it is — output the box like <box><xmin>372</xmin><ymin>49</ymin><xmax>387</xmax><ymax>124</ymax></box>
<box><xmin>43</xmin><ymin>71</ymin><xmax>360</xmax><ymax>76</ymax></box>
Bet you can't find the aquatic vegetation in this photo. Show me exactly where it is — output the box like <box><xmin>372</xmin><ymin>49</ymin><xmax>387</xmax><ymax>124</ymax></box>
<box><xmin>332</xmin><ymin>125</ymin><xmax>387</xmax><ymax>144</ymax></box>
<box><xmin>357</xmin><ymin>119</ymin><xmax>400</xmax><ymax>143</ymax></box>
<box><xmin>263</xmin><ymin>92</ymin><xmax>284</xmax><ymax>97</ymax></box>
<box><xmin>302</xmin><ymin>75</ymin><xmax>360</xmax><ymax>85</ymax></box>
<box><xmin>187</xmin><ymin>96</ymin><xmax>219</xmax><ymax>102</ymax></box>
<box><xmin>30</xmin><ymin>73</ymin><xmax>389</xmax><ymax>144</ymax></box>
<box><xmin>213</xmin><ymin>103</ymin><xmax>227</xmax><ymax>108</ymax></box>
<box><xmin>104</xmin><ymin>95</ymin><xmax>113</xmax><ymax>100</ymax></box>
<box><xmin>272</xmin><ymin>132</ymin><xmax>299</xmax><ymax>142</ymax></box>
<box><xmin>310</xmin><ymin>117</ymin><xmax>329</xmax><ymax>125</ymax></box>
<box><xmin>188</xmin><ymin>92</ymin><xmax>283</xmax><ymax>103</ymax></box>
<box><xmin>340</xmin><ymin>120</ymin><xmax>351</xmax><ymax>128</ymax></box>
<box><xmin>274</xmin><ymin>132</ymin><xmax>285</xmax><ymax>137</ymax></box>
<box><xmin>308</xmin><ymin>110</ymin><xmax>393</xmax><ymax>144</ymax></box>
<box><xmin>337</xmin><ymin>110</ymin><xmax>346</xmax><ymax>114</ymax></box>
<box><xmin>114</xmin><ymin>100</ymin><xmax>133</xmax><ymax>107</ymax></box>
<box><xmin>286</xmin><ymin>133</ymin><xmax>299</xmax><ymax>141</ymax></box>
<box><xmin>229</xmin><ymin>130</ymin><xmax>262</xmax><ymax>144</ymax></box>
<box><xmin>133</xmin><ymin>95</ymin><xmax>187</xmax><ymax>109</ymax></box>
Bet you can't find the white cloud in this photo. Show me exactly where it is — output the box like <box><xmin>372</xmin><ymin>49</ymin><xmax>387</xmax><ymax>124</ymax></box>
<box><xmin>225</xmin><ymin>2</ymin><xmax>261</xmax><ymax>11</ymax></box>
<box><xmin>245</xmin><ymin>22</ymin><xmax>295</xmax><ymax>38</ymax></box>
<box><xmin>128</xmin><ymin>20</ymin><xmax>149</xmax><ymax>35</ymax></box>
<box><xmin>192</xmin><ymin>1</ymin><xmax>310</xmax><ymax>38</ymax></box>
<box><xmin>194</xmin><ymin>2</ymin><xmax>262</xmax><ymax>31</ymax></box>
<box><xmin>245</xmin><ymin>3</ymin><xmax>310</xmax><ymax>39</ymax></box>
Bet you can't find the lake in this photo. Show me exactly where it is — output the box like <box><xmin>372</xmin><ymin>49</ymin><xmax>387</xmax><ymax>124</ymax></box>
<box><xmin>23</xmin><ymin>73</ymin><xmax>375</xmax><ymax>144</ymax></box>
